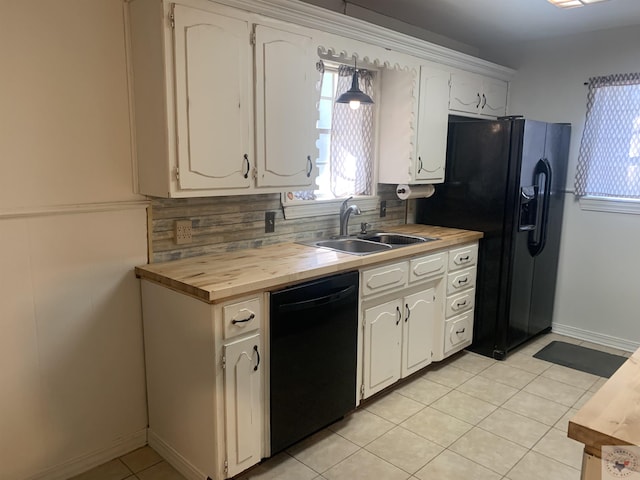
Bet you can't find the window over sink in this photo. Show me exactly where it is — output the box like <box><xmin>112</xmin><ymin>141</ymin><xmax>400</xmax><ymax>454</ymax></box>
<box><xmin>282</xmin><ymin>62</ymin><xmax>379</xmax><ymax>219</ymax></box>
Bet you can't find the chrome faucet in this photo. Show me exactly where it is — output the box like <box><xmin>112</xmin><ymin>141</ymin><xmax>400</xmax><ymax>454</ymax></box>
<box><xmin>339</xmin><ymin>197</ymin><xmax>361</xmax><ymax>236</ymax></box>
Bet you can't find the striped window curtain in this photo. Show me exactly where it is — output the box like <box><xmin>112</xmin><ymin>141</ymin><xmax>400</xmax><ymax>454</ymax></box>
<box><xmin>574</xmin><ymin>73</ymin><xmax>640</xmax><ymax>198</ymax></box>
<box><xmin>330</xmin><ymin>65</ymin><xmax>375</xmax><ymax>198</ymax></box>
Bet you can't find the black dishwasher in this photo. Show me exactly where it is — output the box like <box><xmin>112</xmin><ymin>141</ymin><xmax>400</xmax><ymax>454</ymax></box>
<box><xmin>270</xmin><ymin>270</ymin><xmax>358</xmax><ymax>454</ymax></box>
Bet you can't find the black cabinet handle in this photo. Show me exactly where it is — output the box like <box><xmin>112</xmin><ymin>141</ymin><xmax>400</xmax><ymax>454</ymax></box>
<box><xmin>476</xmin><ymin>93</ymin><xmax>481</xmax><ymax>108</ymax></box>
<box><xmin>306</xmin><ymin>156</ymin><xmax>312</xmax><ymax>177</ymax></box>
<box><xmin>456</xmin><ymin>328</ymin><xmax>466</xmax><ymax>335</ymax></box>
<box><xmin>418</xmin><ymin>156</ymin><xmax>424</xmax><ymax>173</ymax></box>
<box><xmin>457</xmin><ymin>277</ymin><xmax>468</xmax><ymax>285</ymax></box>
<box><xmin>396</xmin><ymin>306</ymin><xmax>401</xmax><ymax>325</ymax></box>
<box><xmin>253</xmin><ymin>345</ymin><xmax>260</xmax><ymax>371</ymax></box>
<box><xmin>405</xmin><ymin>304</ymin><xmax>411</xmax><ymax>323</ymax></box>
<box><xmin>456</xmin><ymin>301</ymin><xmax>467</xmax><ymax>308</ymax></box>
<box><xmin>243</xmin><ymin>154</ymin><xmax>250</xmax><ymax>179</ymax></box>
<box><xmin>459</xmin><ymin>255</ymin><xmax>470</xmax><ymax>262</ymax></box>
<box><xmin>232</xmin><ymin>313</ymin><xmax>255</xmax><ymax>324</ymax></box>
<box><xmin>481</xmin><ymin>93</ymin><xmax>487</xmax><ymax>109</ymax></box>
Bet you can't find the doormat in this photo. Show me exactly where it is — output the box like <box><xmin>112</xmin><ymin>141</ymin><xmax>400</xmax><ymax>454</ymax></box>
<box><xmin>533</xmin><ymin>341</ymin><xmax>627</xmax><ymax>378</ymax></box>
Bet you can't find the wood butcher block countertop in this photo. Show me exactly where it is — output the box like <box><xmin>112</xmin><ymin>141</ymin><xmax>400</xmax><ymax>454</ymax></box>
<box><xmin>135</xmin><ymin>224</ymin><xmax>482</xmax><ymax>303</ymax></box>
<box><xmin>568</xmin><ymin>348</ymin><xmax>640</xmax><ymax>457</ymax></box>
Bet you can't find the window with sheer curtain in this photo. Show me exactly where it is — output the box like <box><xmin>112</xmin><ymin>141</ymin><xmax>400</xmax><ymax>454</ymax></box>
<box><xmin>287</xmin><ymin>63</ymin><xmax>376</xmax><ymax>202</ymax></box>
<box><xmin>574</xmin><ymin>73</ymin><xmax>640</xmax><ymax>200</ymax></box>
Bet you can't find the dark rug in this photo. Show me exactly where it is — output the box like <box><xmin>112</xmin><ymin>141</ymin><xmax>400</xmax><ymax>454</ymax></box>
<box><xmin>533</xmin><ymin>341</ymin><xmax>627</xmax><ymax>378</ymax></box>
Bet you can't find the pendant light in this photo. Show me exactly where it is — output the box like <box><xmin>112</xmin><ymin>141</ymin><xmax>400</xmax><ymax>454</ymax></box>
<box><xmin>335</xmin><ymin>60</ymin><xmax>374</xmax><ymax>110</ymax></box>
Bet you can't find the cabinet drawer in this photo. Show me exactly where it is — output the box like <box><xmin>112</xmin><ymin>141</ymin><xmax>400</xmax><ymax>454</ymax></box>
<box><xmin>223</xmin><ymin>296</ymin><xmax>262</xmax><ymax>339</ymax></box>
<box><xmin>361</xmin><ymin>261</ymin><xmax>408</xmax><ymax>297</ymax></box>
<box><xmin>409</xmin><ymin>251</ymin><xmax>447</xmax><ymax>284</ymax></box>
<box><xmin>445</xmin><ymin>290</ymin><xmax>475</xmax><ymax>318</ymax></box>
<box><xmin>446</xmin><ymin>267</ymin><xmax>476</xmax><ymax>295</ymax></box>
<box><xmin>448</xmin><ymin>243</ymin><xmax>478</xmax><ymax>271</ymax></box>
<box><xmin>444</xmin><ymin>311</ymin><xmax>473</xmax><ymax>356</ymax></box>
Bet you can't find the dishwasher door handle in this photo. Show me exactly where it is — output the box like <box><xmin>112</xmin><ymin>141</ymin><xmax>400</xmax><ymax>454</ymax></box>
<box><xmin>276</xmin><ymin>285</ymin><xmax>357</xmax><ymax>313</ymax></box>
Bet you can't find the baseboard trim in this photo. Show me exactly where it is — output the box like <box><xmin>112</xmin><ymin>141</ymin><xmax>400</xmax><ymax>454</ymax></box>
<box><xmin>147</xmin><ymin>429</ymin><xmax>207</xmax><ymax>480</ymax></box>
<box><xmin>552</xmin><ymin>323</ymin><xmax>639</xmax><ymax>352</ymax></box>
<box><xmin>28</xmin><ymin>429</ymin><xmax>147</xmax><ymax>480</ymax></box>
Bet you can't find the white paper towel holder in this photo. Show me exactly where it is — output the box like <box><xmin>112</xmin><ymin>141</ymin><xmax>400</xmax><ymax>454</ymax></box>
<box><xmin>396</xmin><ymin>184</ymin><xmax>435</xmax><ymax>200</ymax></box>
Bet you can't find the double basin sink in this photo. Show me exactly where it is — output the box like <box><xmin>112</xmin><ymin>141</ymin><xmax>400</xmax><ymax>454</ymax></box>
<box><xmin>305</xmin><ymin>232</ymin><xmax>438</xmax><ymax>256</ymax></box>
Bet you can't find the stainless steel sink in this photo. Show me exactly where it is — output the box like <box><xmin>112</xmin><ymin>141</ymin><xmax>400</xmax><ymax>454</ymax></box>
<box><xmin>310</xmin><ymin>238</ymin><xmax>392</xmax><ymax>255</ymax></box>
<box><xmin>301</xmin><ymin>232</ymin><xmax>439</xmax><ymax>256</ymax></box>
<box><xmin>359</xmin><ymin>232</ymin><xmax>438</xmax><ymax>245</ymax></box>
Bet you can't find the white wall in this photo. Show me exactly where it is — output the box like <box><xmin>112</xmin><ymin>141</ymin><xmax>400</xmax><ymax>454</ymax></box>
<box><xmin>508</xmin><ymin>25</ymin><xmax>640</xmax><ymax>350</ymax></box>
<box><xmin>0</xmin><ymin>1</ymin><xmax>148</xmax><ymax>479</ymax></box>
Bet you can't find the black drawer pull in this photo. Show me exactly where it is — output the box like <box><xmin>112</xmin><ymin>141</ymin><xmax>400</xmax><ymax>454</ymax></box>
<box><xmin>458</xmin><ymin>255</ymin><xmax>470</xmax><ymax>262</ymax></box>
<box><xmin>457</xmin><ymin>277</ymin><xmax>468</xmax><ymax>285</ymax></box>
<box><xmin>396</xmin><ymin>306</ymin><xmax>401</xmax><ymax>325</ymax></box>
<box><xmin>306</xmin><ymin>156</ymin><xmax>312</xmax><ymax>177</ymax></box>
<box><xmin>456</xmin><ymin>301</ymin><xmax>467</xmax><ymax>308</ymax></box>
<box><xmin>232</xmin><ymin>313</ymin><xmax>255</xmax><ymax>324</ymax></box>
<box><xmin>253</xmin><ymin>345</ymin><xmax>260</xmax><ymax>371</ymax></box>
<box><xmin>405</xmin><ymin>304</ymin><xmax>411</xmax><ymax>323</ymax></box>
<box><xmin>456</xmin><ymin>328</ymin><xmax>466</xmax><ymax>334</ymax></box>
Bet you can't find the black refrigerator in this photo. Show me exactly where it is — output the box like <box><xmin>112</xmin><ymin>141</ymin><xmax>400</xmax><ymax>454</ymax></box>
<box><xmin>417</xmin><ymin>116</ymin><xmax>570</xmax><ymax>359</ymax></box>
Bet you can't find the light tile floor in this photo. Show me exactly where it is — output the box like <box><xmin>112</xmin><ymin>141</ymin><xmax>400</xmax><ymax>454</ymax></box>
<box><xmin>72</xmin><ymin>333</ymin><xmax>631</xmax><ymax>480</ymax></box>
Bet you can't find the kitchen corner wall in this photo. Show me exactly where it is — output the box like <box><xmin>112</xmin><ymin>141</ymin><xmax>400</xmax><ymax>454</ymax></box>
<box><xmin>149</xmin><ymin>185</ymin><xmax>407</xmax><ymax>263</ymax></box>
<box><xmin>508</xmin><ymin>25</ymin><xmax>640</xmax><ymax>350</ymax></box>
<box><xmin>1</xmin><ymin>2</ymin><xmax>148</xmax><ymax>479</ymax></box>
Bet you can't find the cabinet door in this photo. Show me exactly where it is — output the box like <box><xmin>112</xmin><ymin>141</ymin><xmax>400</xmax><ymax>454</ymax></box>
<box><xmin>173</xmin><ymin>5</ymin><xmax>253</xmax><ymax>191</ymax></box>
<box><xmin>254</xmin><ymin>24</ymin><xmax>318</xmax><ymax>188</ymax></box>
<box><xmin>480</xmin><ymin>78</ymin><xmax>508</xmax><ymax>117</ymax></box>
<box><xmin>414</xmin><ymin>66</ymin><xmax>449</xmax><ymax>183</ymax></box>
<box><xmin>449</xmin><ymin>73</ymin><xmax>481</xmax><ymax>115</ymax></box>
<box><xmin>363</xmin><ymin>299</ymin><xmax>402</xmax><ymax>398</ymax></box>
<box><xmin>401</xmin><ymin>288</ymin><xmax>436</xmax><ymax>377</ymax></box>
<box><xmin>223</xmin><ymin>333</ymin><xmax>262</xmax><ymax>477</ymax></box>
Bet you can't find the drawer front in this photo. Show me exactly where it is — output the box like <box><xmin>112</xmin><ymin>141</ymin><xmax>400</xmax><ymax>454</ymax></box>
<box><xmin>446</xmin><ymin>267</ymin><xmax>476</xmax><ymax>295</ymax></box>
<box><xmin>445</xmin><ymin>290</ymin><xmax>475</xmax><ymax>318</ymax></box>
<box><xmin>444</xmin><ymin>311</ymin><xmax>473</xmax><ymax>356</ymax></box>
<box><xmin>409</xmin><ymin>251</ymin><xmax>447</xmax><ymax>284</ymax></box>
<box><xmin>448</xmin><ymin>243</ymin><xmax>478</xmax><ymax>271</ymax></box>
<box><xmin>223</xmin><ymin>296</ymin><xmax>262</xmax><ymax>339</ymax></box>
<box><xmin>361</xmin><ymin>261</ymin><xmax>408</xmax><ymax>297</ymax></box>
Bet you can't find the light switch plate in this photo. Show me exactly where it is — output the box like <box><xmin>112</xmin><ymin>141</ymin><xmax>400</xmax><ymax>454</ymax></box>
<box><xmin>265</xmin><ymin>211</ymin><xmax>275</xmax><ymax>233</ymax></box>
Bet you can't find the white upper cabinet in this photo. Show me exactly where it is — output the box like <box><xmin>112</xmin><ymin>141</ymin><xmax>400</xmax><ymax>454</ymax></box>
<box><xmin>254</xmin><ymin>25</ymin><xmax>318</xmax><ymax>188</ymax></box>
<box><xmin>449</xmin><ymin>72</ymin><xmax>508</xmax><ymax>118</ymax></box>
<box><xmin>173</xmin><ymin>5</ymin><xmax>253</xmax><ymax>191</ymax></box>
<box><xmin>378</xmin><ymin>64</ymin><xmax>449</xmax><ymax>185</ymax></box>
<box><xmin>127</xmin><ymin>1</ymin><xmax>318</xmax><ymax>197</ymax></box>
<box><xmin>413</xmin><ymin>65</ymin><xmax>450</xmax><ymax>183</ymax></box>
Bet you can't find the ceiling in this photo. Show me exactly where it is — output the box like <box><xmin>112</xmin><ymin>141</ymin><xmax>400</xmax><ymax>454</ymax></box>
<box><xmin>344</xmin><ymin>0</ymin><xmax>640</xmax><ymax>64</ymax></box>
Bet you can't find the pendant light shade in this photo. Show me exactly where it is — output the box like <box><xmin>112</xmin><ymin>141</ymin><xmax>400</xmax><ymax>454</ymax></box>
<box><xmin>336</xmin><ymin>62</ymin><xmax>374</xmax><ymax>110</ymax></box>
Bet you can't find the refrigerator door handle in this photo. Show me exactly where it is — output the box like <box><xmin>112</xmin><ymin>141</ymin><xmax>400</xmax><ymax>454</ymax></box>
<box><xmin>528</xmin><ymin>158</ymin><xmax>552</xmax><ymax>257</ymax></box>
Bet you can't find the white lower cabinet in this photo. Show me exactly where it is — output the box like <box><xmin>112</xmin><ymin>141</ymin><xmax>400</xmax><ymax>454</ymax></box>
<box><xmin>223</xmin><ymin>333</ymin><xmax>263</xmax><ymax>477</ymax></box>
<box><xmin>363</xmin><ymin>299</ymin><xmax>403</xmax><ymax>397</ymax></box>
<box><xmin>141</xmin><ymin>280</ymin><xmax>264</xmax><ymax>480</ymax></box>
<box><xmin>437</xmin><ymin>242</ymin><xmax>478</xmax><ymax>360</ymax></box>
<box><xmin>361</xmin><ymin>257</ymin><xmax>443</xmax><ymax>400</ymax></box>
<box><xmin>402</xmin><ymin>289</ymin><xmax>436</xmax><ymax>376</ymax></box>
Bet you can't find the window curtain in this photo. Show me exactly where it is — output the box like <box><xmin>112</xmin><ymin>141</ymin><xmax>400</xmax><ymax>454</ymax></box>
<box><xmin>330</xmin><ymin>65</ymin><xmax>375</xmax><ymax>198</ymax></box>
<box><xmin>292</xmin><ymin>61</ymin><xmax>326</xmax><ymax>201</ymax></box>
<box><xmin>574</xmin><ymin>73</ymin><xmax>640</xmax><ymax>198</ymax></box>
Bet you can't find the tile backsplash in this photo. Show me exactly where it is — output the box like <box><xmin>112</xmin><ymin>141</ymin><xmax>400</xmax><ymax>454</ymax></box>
<box><xmin>149</xmin><ymin>184</ymin><xmax>406</xmax><ymax>262</ymax></box>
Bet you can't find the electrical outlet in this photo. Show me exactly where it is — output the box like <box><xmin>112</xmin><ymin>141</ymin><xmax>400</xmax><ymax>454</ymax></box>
<box><xmin>379</xmin><ymin>200</ymin><xmax>387</xmax><ymax>218</ymax></box>
<box><xmin>265</xmin><ymin>211</ymin><xmax>275</xmax><ymax>233</ymax></box>
<box><xmin>175</xmin><ymin>220</ymin><xmax>193</xmax><ymax>245</ymax></box>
